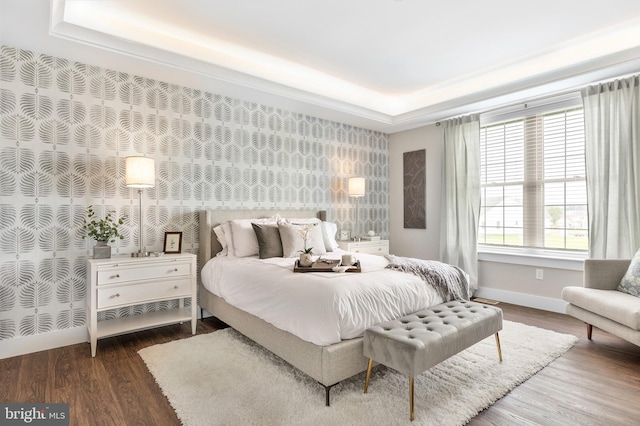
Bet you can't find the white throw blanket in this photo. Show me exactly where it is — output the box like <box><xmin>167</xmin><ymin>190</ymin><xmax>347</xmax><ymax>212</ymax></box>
<box><xmin>384</xmin><ymin>254</ymin><xmax>470</xmax><ymax>302</ymax></box>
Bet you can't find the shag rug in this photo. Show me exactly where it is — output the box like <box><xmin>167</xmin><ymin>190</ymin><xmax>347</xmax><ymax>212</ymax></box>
<box><xmin>139</xmin><ymin>320</ymin><xmax>577</xmax><ymax>426</ymax></box>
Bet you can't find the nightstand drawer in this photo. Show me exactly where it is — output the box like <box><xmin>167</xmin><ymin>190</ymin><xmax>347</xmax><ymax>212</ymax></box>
<box><xmin>353</xmin><ymin>242</ymin><xmax>389</xmax><ymax>254</ymax></box>
<box><xmin>97</xmin><ymin>262</ymin><xmax>191</xmax><ymax>285</ymax></box>
<box><xmin>338</xmin><ymin>240</ymin><xmax>389</xmax><ymax>255</ymax></box>
<box><xmin>97</xmin><ymin>278</ymin><xmax>192</xmax><ymax>309</ymax></box>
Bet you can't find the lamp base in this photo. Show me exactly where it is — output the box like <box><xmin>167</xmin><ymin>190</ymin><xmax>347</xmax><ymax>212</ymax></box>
<box><xmin>131</xmin><ymin>250</ymin><xmax>150</xmax><ymax>258</ymax></box>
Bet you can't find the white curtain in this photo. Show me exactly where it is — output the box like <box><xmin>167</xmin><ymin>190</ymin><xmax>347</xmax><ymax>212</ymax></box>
<box><xmin>440</xmin><ymin>114</ymin><xmax>481</xmax><ymax>290</ymax></box>
<box><xmin>582</xmin><ymin>75</ymin><xmax>640</xmax><ymax>258</ymax></box>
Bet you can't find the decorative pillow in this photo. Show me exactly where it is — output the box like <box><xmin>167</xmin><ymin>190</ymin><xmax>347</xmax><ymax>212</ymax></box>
<box><xmin>283</xmin><ymin>217</ymin><xmax>328</xmax><ymax>251</ymax></box>
<box><xmin>229</xmin><ymin>218</ymin><xmax>277</xmax><ymax>257</ymax></box>
<box><xmin>320</xmin><ymin>221</ymin><xmax>339</xmax><ymax>252</ymax></box>
<box><xmin>213</xmin><ymin>225</ymin><xmax>228</xmax><ymax>257</ymax></box>
<box><xmin>221</xmin><ymin>222</ymin><xmax>235</xmax><ymax>257</ymax></box>
<box><xmin>278</xmin><ymin>222</ymin><xmax>327</xmax><ymax>258</ymax></box>
<box><xmin>251</xmin><ymin>223</ymin><xmax>283</xmax><ymax>259</ymax></box>
<box><xmin>618</xmin><ymin>249</ymin><xmax>640</xmax><ymax>297</ymax></box>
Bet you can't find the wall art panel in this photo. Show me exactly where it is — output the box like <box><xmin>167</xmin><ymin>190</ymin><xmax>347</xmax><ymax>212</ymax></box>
<box><xmin>403</xmin><ymin>149</ymin><xmax>426</xmax><ymax>229</ymax></box>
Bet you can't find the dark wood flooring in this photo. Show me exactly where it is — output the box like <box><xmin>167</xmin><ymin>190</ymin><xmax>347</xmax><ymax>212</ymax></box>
<box><xmin>1</xmin><ymin>304</ymin><xmax>638</xmax><ymax>425</ymax></box>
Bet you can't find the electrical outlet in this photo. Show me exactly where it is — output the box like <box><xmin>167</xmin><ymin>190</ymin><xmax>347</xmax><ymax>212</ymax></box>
<box><xmin>536</xmin><ymin>269</ymin><xmax>544</xmax><ymax>280</ymax></box>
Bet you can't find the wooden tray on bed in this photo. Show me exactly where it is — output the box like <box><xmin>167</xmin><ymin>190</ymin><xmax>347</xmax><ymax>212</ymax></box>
<box><xmin>293</xmin><ymin>259</ymin><xmax>361</xmax><ymax>273</ymax></box>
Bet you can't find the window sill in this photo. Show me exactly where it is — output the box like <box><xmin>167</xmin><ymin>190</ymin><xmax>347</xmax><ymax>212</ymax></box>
<box><xmin>478</xmin><ymin>246</ymin><xmax>586</xmax><ymax>271</ymax></box>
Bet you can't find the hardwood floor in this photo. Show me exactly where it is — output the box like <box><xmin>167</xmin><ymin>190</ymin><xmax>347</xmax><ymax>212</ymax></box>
<box><xmin>1</xmin><ymin>304</ymin><xmax>638</xmax><ymax>425</ymax></box>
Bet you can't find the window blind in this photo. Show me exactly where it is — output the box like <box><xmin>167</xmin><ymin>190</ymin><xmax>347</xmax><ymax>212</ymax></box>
<box><xmin>479</xmin><ymin>106</ymin><xmax>587</xmax><ymax>251</ymax></box>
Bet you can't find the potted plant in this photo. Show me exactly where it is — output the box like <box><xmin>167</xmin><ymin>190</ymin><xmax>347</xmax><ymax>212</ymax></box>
<box><xmin>298</xmin><ymin>223</ymin><xmax>316</xmax><ymax>267</ymax></box>
<box><xmin>83</xmin><ymin>206</ymin><xmax>126</xmax><ymax>259</ymax></box>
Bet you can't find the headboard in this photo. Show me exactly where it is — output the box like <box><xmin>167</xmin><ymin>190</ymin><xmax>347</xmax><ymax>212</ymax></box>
<box><xmin>198</xmin><ymin>209</ymin><xmax>327</xmax><ymax>268</ymax></box>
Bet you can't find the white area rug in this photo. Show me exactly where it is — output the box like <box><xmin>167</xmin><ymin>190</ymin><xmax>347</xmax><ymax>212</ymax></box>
<box><xmin>139</xmin><ymin>320</ymin><xmax>577</xmax><ymax>426</ymax></box>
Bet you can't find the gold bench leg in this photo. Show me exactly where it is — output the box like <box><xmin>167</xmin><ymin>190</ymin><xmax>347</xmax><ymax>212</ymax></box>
<box><xmin>363</xmin><ymin>358</ymin><xmax>373</xmax><ymax>394</ymax></box>
<box><xmin>495</xmin><ymin>332</ymin><xmax>503</xmax><ymax>362</ymax></box>
<box><xmin>409</xmin><ymin>376</ymin><xmax>415</xmax><ymax>421</ymax></box>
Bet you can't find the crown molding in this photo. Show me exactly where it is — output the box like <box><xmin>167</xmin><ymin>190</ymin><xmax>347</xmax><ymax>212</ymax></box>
<box><xmin>48</xmin><ymin>0</ymin><xmax>640</xmax><ymax>133</ymax></box>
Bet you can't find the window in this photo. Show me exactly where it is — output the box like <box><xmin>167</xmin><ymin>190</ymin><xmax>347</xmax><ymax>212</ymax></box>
<box><xmin>479</xmin><ymin>106</ymin><xmax>588</xmax><ymax>251</ymax></box>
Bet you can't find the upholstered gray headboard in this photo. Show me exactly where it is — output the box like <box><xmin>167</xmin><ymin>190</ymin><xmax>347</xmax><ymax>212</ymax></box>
<box><xmin>198</xmin><ymin>209</ymin><xmax>326</xmax><ymax>268</ymax></box>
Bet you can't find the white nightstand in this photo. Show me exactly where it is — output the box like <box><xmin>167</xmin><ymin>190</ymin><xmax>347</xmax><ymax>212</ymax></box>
<box><xmin>86</xmin><ymin>253</ymin><xmax>197</xmax><ymax>357</ymax></box>
<box><xmin>337</xmin><ymin>240</ymin><xmax>389</xmax><ymax>255</ymax></box>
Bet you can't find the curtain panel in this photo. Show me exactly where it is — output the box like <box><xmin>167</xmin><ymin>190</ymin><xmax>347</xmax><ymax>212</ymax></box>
<box><xmin>440</xmin><ymin>114</ymin><xmax>481</xmax><ymax>290</ymax></box>
<box><xmin>582</xmin><ymin>75</ymin><xmax>640</xmax><ymax>258</ymax></box>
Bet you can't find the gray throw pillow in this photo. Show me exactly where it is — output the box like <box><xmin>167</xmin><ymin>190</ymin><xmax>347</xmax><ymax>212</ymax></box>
<box><xmin>618</xmin><ymin>249</ymin><xmax>640</xmax><ymax>297</ymax></box>
<box><xmin>251</xmin><ymin>223</ymin><xmax>283</xmax><ymax>259</ymax></box>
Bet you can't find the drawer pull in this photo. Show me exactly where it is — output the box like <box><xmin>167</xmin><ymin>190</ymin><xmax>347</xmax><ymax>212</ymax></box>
<box><xmin>174</xmin><ymin>268</ymin><xmax>179</xmax><ymax>272</ymax></box>
<box><xmin>111</xmin><ymin>274</ymin><xmax>120</xmax><ymax>279</ymax></box>
<box><xmin>174</xmin><ymin>285</ymin><xmax>179</xmax><ymax>289</ymax></box>
<box><xmin>111</xmin><ymin>293</ymin><xmax>120</xmax><ymax>299</ymax></box>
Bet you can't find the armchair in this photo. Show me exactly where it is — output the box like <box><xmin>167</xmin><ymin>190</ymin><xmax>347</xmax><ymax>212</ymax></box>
<box><xmin>562</xmin><ymin>259</ymin><xmax>640</xmax><ymax>347</ymax></box>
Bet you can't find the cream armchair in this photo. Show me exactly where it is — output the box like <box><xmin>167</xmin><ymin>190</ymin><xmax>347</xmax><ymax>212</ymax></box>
<box><xmin>562</xmin><ymin>259</ymin><xmax>640</xmax><ymax>347</ymax></box>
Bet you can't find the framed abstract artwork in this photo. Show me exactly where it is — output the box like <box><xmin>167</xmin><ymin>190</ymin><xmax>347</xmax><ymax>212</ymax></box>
<box><xmin>403</xmin><ymin>149</ymin><xmax>426</xmax><ymax>229</ymax></box>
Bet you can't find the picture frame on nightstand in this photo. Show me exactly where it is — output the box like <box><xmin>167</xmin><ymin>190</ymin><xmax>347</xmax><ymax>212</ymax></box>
<box><xmin>164</xmin><ymin>231</ymin><xmax>183</xmax><ymax>253</ymax></box>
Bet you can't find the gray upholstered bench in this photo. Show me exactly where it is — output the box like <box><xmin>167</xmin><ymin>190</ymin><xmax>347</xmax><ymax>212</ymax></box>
<box><xmin>363</xmin><ymin>300</ymin><xmax>503</xmax><ymax>421</ymax></box>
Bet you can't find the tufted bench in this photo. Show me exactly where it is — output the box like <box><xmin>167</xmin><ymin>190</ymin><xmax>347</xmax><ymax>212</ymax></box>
<box><xmin>363</xmin><ymin>300</ymin><xmax>503</xmax><ymax>421</ymax></box>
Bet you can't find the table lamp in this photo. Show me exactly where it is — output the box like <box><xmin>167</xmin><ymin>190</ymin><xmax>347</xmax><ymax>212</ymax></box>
<box><xmin>348</xmin><ymin>177</ymin><xmax>365</xmax><ymax>241</ymax></box>
<box><xmin>125</xmin><ymin>156</ymin><xmax>156</xmax><ymax>257</ymax></box>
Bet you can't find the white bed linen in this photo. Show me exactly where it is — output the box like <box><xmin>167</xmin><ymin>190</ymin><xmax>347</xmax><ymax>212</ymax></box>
<box><xmin>200</xmin><ymin>251</ymin><xmax>443</xmax><ymax>346</ymax></box>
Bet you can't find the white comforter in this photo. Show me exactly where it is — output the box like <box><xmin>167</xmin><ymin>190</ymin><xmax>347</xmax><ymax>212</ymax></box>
<box><xmin>200</xmin><ymin>251</ymin><xmax>443</xmax><ymax>346</ymax></box>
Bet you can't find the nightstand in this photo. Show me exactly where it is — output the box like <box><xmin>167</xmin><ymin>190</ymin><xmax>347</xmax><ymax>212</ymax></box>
<box><xmin>86</xmin><ymin>253</ymin><xmax>197</xmax><ymax>357</ymax></box>
<box><xmin>337</xmin><ymin>240</ymin><xmax>389</xmax><ymax>255</ymax></box>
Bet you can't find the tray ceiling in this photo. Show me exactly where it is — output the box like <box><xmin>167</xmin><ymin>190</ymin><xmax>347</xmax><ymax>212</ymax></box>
<box><xmin>51</xmin><ymin>0</ymin><xmax>640</xmax><ymax>132</ymax></box>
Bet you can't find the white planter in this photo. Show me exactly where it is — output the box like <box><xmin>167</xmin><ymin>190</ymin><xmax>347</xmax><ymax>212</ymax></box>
<box><xmin>299</xmin><ymin>253</ymin><xmax>313</xmax><ymax>267</ymax></box>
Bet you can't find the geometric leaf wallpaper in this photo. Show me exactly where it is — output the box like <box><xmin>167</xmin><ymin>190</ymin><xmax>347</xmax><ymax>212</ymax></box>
<box><xmin>0</xmin><ymin>45</ymin><xmax>389</xmax><ymax>342</ymax></box>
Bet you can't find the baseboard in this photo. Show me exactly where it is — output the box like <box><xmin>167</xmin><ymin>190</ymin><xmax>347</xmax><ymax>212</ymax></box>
<box><xmin>0</xmin><ymin>326</ymin><xmax>89</xmax><ymax>360</ymax></box>
<box><xmin>474</xmin><ymin>287</ymin><xmax>567</xmax><ymax>314</ymax></box>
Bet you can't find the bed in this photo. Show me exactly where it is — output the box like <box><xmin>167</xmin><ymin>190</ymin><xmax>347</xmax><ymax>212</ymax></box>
<box><xmin>197</xmin><ymin>209</ymin><xmax>449</xmax><ymax>405</ymax></box>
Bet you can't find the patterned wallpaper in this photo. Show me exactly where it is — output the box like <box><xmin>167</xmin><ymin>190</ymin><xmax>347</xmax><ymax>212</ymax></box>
<box><xmin>0</xmin><ymin>46</ymin><xmax>389</xmax><ymax>343</ymax></box>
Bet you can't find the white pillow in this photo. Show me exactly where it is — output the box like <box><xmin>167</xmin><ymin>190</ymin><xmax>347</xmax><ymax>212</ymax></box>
<box><xmin>321</xmin><ymin>221</ymin><xmax>339</xmax><ymax>251</ymax></box>
<box><xmin>278</xmin><ymin>222</ymin><xmax>327</xmax><ymax>257</ymax></box>
<box><xmin>229</xmin><ymin>218</ymin><xmax>277</xmax><ymax>257</ymax></box>
<box><xmin>222</xmin><ymin>222</ymin><xmax>235</xmax><ymax>256</ymax></box>
<box><xmin>213</xmin><ymin>225</ymin><xmax>228</xmax><ymax>257</ymax></box>
<box><xmin>283</xmin><ymin>217</ymin><xmax>327</xmax><ymax>251</ymax></box>
<box><xmin>288</xmin><ymin>219</ymin><xmax>338</xmax><ymax>252</ymax></box>
<box><xmin>216</xmin><ymin>222</ymin><xmax>235</xmax><ymax>257</ymax></box>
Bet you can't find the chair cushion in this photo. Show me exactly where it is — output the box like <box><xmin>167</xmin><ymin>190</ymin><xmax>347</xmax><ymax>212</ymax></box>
<box><xmin>618</xmin><ymin>249</ymin><xmax>640</xmax><ymax>297</ymax></box>
<box><xmin>562</xmin><ymin>286</ymin><xmax>640</xmax><ymax>330</ymax></box>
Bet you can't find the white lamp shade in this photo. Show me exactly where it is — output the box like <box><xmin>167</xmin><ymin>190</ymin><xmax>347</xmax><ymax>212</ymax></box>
<box><xmin>348</xmin><ymin>177</ymin><xmax>365</xmax><ymax>197</ymax></box>
<box><xmin>125</xmin><ymin>156</ymin><xmax>156</xmax><ymax>188</ymax></box>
